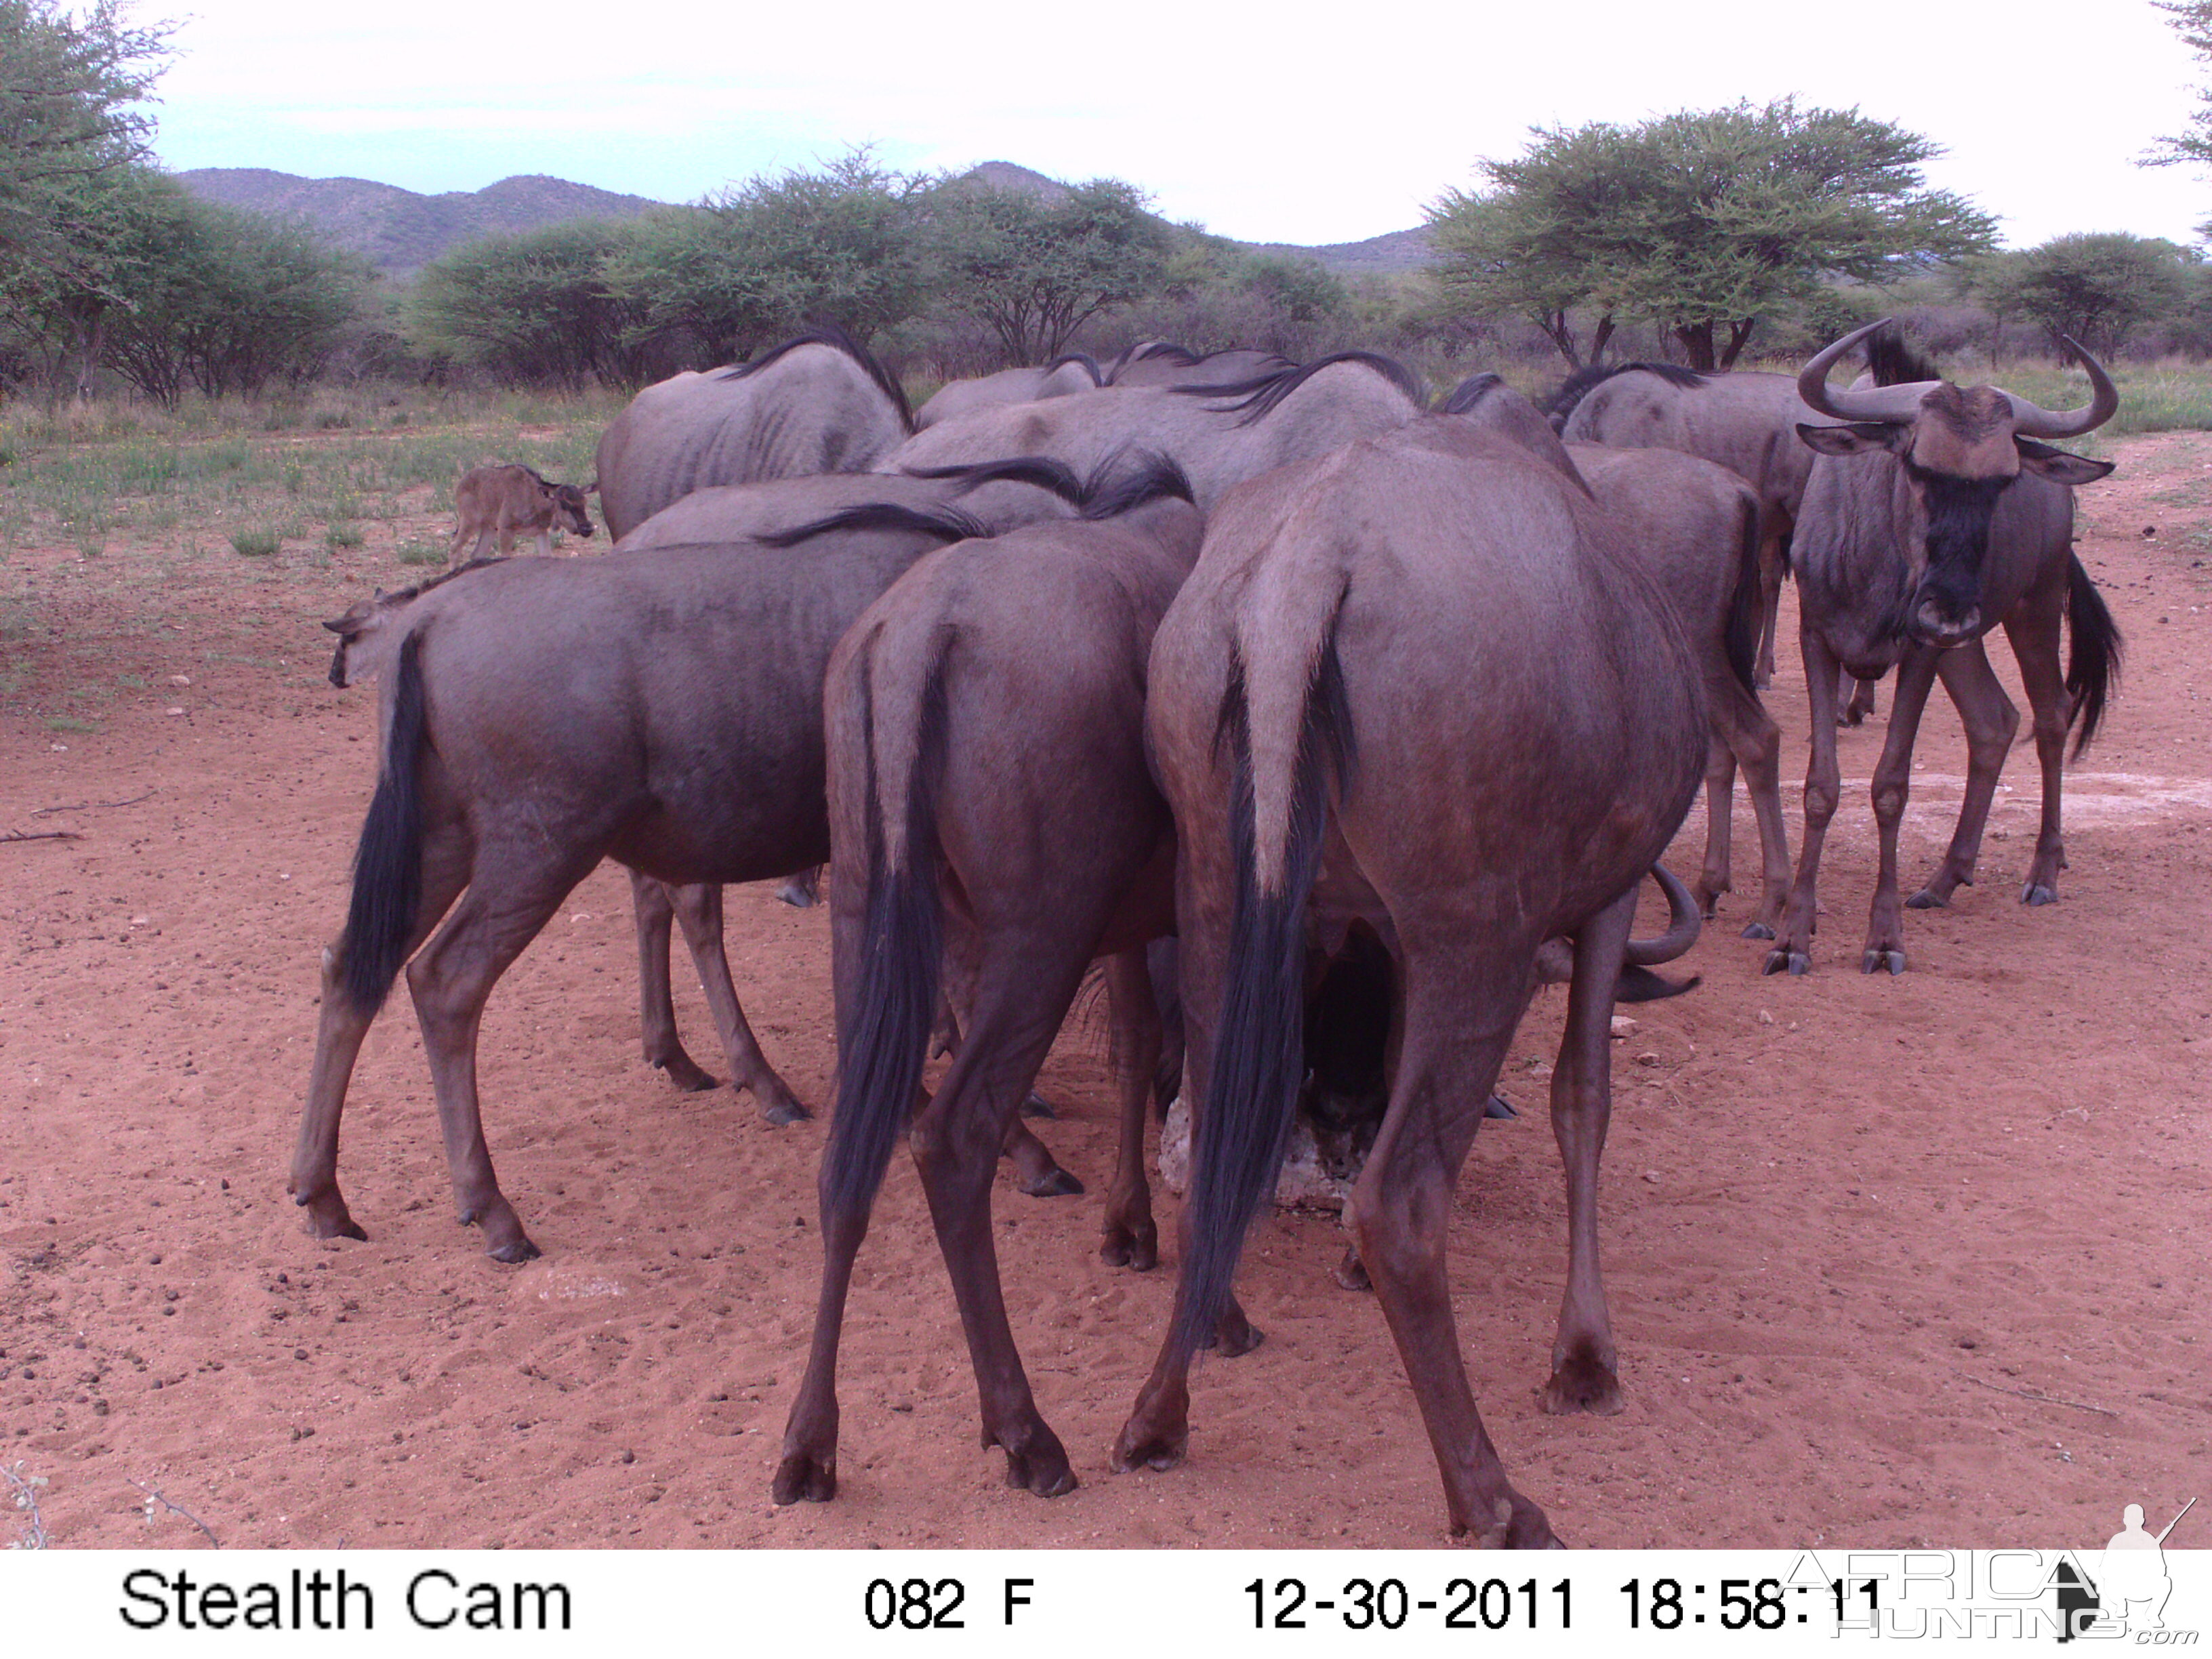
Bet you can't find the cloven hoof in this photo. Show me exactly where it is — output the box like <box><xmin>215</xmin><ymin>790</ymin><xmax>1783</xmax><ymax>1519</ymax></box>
<box><xmin>1762</xmin><ymin>947</ymin><xmax>1811</xmax><ymax>977</ymax></box>
<box><xmin>1861</xmin><ymin>948</ymin><xmax>1908</xmax><ymax>976</ymax></box>
<box><xmin>2022</xmin><ymin>882</ymin><xmax>2060</xmax><ymax>906</ymax></box>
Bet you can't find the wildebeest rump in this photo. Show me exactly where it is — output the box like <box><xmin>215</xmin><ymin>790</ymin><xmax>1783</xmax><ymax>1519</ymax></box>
<box><xmin>1764</xmin><ymin>321</ymin><xmax>2121</xmax><ymax>977</ymax></box>
<box><xmin>912</xmin><ymin>354</ymin><xmax>1102</xmax><ymax>430</ymax></box>
<box><xmin>290</xmin><ymin>470</ymin><xmax>1084</xmax><ymax>1262</ymax></box>
<box><xmin>1431</xmin><ymin>373</ymin><xmax>1788</xmax><ymax>937</ymax></box>
<box><xmin>592</xmin><ymin>325</ymin><xmax>914</xmax><ymax>541</ymax></box>
<box><xmin>884</xmin><ymin>352</ymin><xmax>1427</xmax><ymax>510</ymax></box>
<box><xmin>446</xmin><ymin>464</ymin><xmax>596</xmax><ymax>565</ymax></box>
<box><xmin>1112</xmin><ymin>419</ymin><xmax>1706</xmax><ymax>1545</ymax></box>
<box><xmin>774</xmin><ymin>458</ymin><xmax>1204</xmax><ymax>1506</ymax></box>
<box><xmin>1554</xmin><ymin>360</ymin><xmax>1835</xmax><ymax>697</ymax></box>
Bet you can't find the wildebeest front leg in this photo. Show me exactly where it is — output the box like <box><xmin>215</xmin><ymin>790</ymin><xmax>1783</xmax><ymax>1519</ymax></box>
<box><xmin>1346</xmin><ymin>951</ymin><xmax>1555</xmax><ymax>1546</ymax></box>
<box><xmin>1861</xmin><ymin>648</ymin><xmax>1944</xmax><ymax>974</ymax></box>
<box><xmin>1100</xmin><ymin>947</ymin><xmax>1162</xmax><ymax>1271</ymax></box>
<box><xmin>2001</xmin><ymin>597</ymin><xmax>2071</xmax><ymax>904</ymax></box>
<box><xmin>628</xmin><ymin>872</ymin><xmax>716</xmax><ymax>1091</ymax></box>
<box><xmin>289</xmin><ymin>825</ymin><xmax>473</xmax><ymax>1242</ymax></box>
<box><xmin>407</xmin><ymin>841</ymin><xmax>598</xmax><ymax>1261</ymax></box>
<box><xmin>1541</xmin><ymin>886</ymin><xmax>1637</xmax><ymax>1415</ymax></box>
<box><xmin>1767</xmin><ymin>627</ymin><xmax>1846</xmax><ymax>976</ymax></box>
<box><xmin>1910</xmin><ymin>640</ymin><xmax>2020</xmax><ymax>914</ymax></box>
<box><xmin>1711</xmin><ymin>672</ymin><xmax>1790</xmax><ymax>939</ymax></box>
<box><xmin>667</xmin><ymin>880</ymin><xmax>808</xmax><ymax>1124</ymax></box>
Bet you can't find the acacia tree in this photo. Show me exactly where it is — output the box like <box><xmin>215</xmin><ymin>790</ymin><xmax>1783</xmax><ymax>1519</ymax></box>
<box><xmin>1959</xmin><ymin>233</ymin><xmax>2193</xmax><ymax>362</ymax></box>
<box><xmin>1428</xmin><ymin>100</ymin><xmax>1996</xmax><ymax>369</ymax></box>
<box><xmin>2149</xmin><ymin>1</ymin><xmax>2212</xmax><ymax>178</ymax></box>
<box><xmin>605</xmin><ymin>152</ymin><xmax>928</xmax><ymax>362</ymax></box>
<box><xmin>922</xmin><ymin>177</ymin><xmax>1172</xmax><ymax>364</ymax></box>
<box><xmin>410</xmin><ymin>221</ymin><xmax>659</xmax><ymax>390</ymax></box>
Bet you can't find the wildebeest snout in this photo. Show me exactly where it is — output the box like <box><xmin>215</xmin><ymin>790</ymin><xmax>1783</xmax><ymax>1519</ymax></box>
<box><xmin>1911</xmin><ymin>595</ymin><xmax>1981</xmax><ymax>647</ymax></box>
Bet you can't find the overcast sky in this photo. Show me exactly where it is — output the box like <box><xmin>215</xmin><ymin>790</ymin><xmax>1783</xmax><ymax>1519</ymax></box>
<box><xmin>150</xmin><ymin>0</ymin><xmax>2209</xmax><ymax>250</ymax></box>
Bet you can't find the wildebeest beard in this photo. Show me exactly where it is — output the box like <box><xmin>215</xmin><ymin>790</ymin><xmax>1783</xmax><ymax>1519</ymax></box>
<box><xmin>1904</xmin><ymin>462</ymin><xmax>2011</xmax><ymax>635</ymax></box>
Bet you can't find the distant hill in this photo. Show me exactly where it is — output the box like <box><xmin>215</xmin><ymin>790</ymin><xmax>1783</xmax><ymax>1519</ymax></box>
<box><xmin>174</xmin><ymin>169</ymin><xmax>665</xmax><ymax>273</ymax></box>
<box><xmin>176</xmin><ymin>163</ymin><xmax>1433</xmax><ymax>278</ymax></box>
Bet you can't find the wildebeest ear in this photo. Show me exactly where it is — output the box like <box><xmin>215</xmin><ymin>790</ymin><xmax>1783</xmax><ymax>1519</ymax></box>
<box><xmin>2015</xmin><ymin>438</ymin><xmax>2115</xmax><ymax>486</ymax></box>
<box><xmin>1797</xmin><ymin>421</ymin><xmax>1907</xmax><ymax>457</ymax></box>
<box><xmin>323</xmin><ymin>617</ymin><xmax>349</xmax><ymax>634</ymax></box>
<box><xmin>583</xmin><ymin>480</ymin><xmax>599</xmax><ymax>495</ymax></box>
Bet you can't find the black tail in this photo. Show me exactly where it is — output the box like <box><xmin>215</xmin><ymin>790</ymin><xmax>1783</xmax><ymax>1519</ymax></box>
<box><xmin>1172</xmin><ymin>632</ymin><xmax>1353</xmax><ymax>1357</ymax></box>
<box><xmin>341</xmin><ymin>630</ymin><xmax>427</xmax><ymax>1015</ymax></box>
<box><xmin>2064</xmin><ymin>553</ymin><xmax>2122</xmax><ymax>759</ymax></box>
<box><xmin>820</xmin><ymin>643</ymin><xmax>952</xmax><ymax>1221</ymax></box>
<box><xmin>1723</xmin><ymin>494</ymin><xmax>1762</xmax><ymax>695</ymax></box>
<box><xmin>754</xmin><ymin>500</ymin><xmax>987</xmax><ymax>550</ymax></box>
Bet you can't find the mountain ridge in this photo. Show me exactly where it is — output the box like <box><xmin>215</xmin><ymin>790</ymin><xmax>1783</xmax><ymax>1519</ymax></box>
<box><xmin>173</xmin><ymin>162</ymin><xmax>1432</xmax><ymax>276</ymax></box>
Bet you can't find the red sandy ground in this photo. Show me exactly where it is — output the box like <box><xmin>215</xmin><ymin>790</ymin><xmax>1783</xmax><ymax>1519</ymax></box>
<box><xmin>2</xmin><ymin>432</ymin><xmax>2206</xmax><ymax>1552</ymax></box>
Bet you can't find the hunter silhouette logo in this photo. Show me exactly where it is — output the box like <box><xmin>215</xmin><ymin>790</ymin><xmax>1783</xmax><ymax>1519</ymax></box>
<box><xmin>2057</xmin><ymin>1496</ymin><xmax>2197</xmax><ymax>1641</ymax></box>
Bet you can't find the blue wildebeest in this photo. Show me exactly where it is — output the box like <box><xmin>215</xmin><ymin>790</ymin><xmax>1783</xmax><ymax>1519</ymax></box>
<box><xmin>1765</xmin><ymin>321</ymin><xmax>2121</xmax><ymax>977</ymax></box>
<box><xmin>772</xmin><ymin>456</ymin><xmax>1205</xmax><ymax>1506</ymax></box>
<box><xmin>593</xmin><ymin>327</ymin><xmax>917</xmax><ymax>1090</ymax></box>
<box><xmin>1111</xmin><ymin>415</ymin><xmax>1707</xmax><ymax>1546</ymax></box>
<box><xmin>913</xmin><ymin>354</ymin><xmax>1103</xmax><ymax>430</ymax></box>
<box><xmin>447</xmin><ymin>464</ymin><xmax>596</xmax><ymax>565</ymax></box>
<box><xmin>291</xmin><ymin>466</ymin><xmax>1094</xmax><ymax>1263</ymax></box>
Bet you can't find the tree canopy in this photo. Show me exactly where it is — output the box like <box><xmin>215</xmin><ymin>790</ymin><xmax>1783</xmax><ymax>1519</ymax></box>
<box><xmin>605</xmin><ymin>152</ymin><xmax>928</xmax><ymax>363</ymax></box>
<box><xmin>0</xmin><ymin>0</ymin><xmax>171</xmax><ymax>293</ymax></box>
<box><xmin>1427</xmin><ymin>99</ymin><xmax>1996</xmax><ymax>369</ymax></box>
<box><xmin>1958</xmin><ymin>232</ymin><xmax>2196</xmax><ymax>362</ymax></box>
<box><xmin>920</xmin><ymin>177</ymin><xmax>1173</xmax><ymax>363</ymax></box>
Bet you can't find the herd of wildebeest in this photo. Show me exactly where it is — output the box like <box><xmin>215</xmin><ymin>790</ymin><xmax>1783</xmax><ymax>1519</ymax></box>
<box><xmin>285</xmin><ymin>319</ymin><xmax>2122</xmax><ymax>1545</ymax></box>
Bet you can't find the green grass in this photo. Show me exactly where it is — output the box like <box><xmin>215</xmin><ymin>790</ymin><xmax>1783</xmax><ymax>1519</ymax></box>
<box><xmin>394</xmin><ymin>540</ymin><xmax>445</xmax><ymax>566</ymax></box>
<box><xmin>324</xmin><ymin>522</ymin><xmax>365</xmax><ymax>550</ymax></box>
<box><xmin>229</xmin><ymin>527</ymin><xmax>281</xmax><ymax>558</ymax></box>
<box><xmin>43</xmin><ymin>714</ymin><xmax>100</xmax><ymax>733</ymax></box>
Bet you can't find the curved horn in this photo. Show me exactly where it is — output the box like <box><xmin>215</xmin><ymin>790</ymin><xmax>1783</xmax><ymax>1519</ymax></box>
<box><xmin>2006</xmin><ymin>337</ymin><xmax>2119</xmax><ymax>439</ymax></box>
<box><xmin>1797</xmin><ymin>319</ymin><xmax>1942</xmax><ymax>423</ymax></box>
<box><xmin>1622</xmin><ymin>864</ymin><xmax>1701</xmax><ymax>966</ymax></box>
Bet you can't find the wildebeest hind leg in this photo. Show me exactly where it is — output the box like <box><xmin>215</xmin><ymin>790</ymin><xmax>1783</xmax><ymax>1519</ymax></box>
<box><xmin>289</xmin><ymin>820</ymin><xmax>473</xmax><ymax>1242</ymax></box>
<box><xmin>1100</xmin><ymin>947</ymin><xmax>1162</xmax><ymax>1270</ymax></box>
<box><xmin>1542</xmin><ymin>885</ymin><xmax>1637</xmax><ymax>1416</ymax></box>
<box><xmin>2001</xmin><ymin>600</ymin><xmax>2070</xmax><ymax>904</ymax></box>
<box><xmin>911</xmin><ymin>958</ymin><xmax>1094</xmax><ymax>1496</ymax></box>
<box><xmin>1693</xmin><ymin>733</ymin><xmax>1738</xmax><ymax>922</ymax></box>
<box><xmin>1909</xmin><ymin>641</ymin><xmax>2018</xmax><ymax>915</ymax></box>
<box><xmin>1345</xmin><ymin>948</ymin><xmax>1555</xmax><ymax>1545</ymax></box>
<box><xmin>668</xmin><ymin>880</ymin><xmax>808</xmax><ymax>1124</ymax></box>
<box><xmin>629</xmin><ymin>872</ymin><xmax>716</xmax><ymax>1091</ymax></box>
<box><xmin>407</xmin><ymin>839</ymin><xmax>599</xmax><ymax>1261</ymax></box>
<box><xmin>1712</xmin><ymin>676</ymin><xmax>1789</xmax><ymax>938</ymax></box>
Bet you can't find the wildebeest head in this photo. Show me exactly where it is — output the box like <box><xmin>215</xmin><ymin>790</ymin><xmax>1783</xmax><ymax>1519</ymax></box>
<box><xmin>547</xmin><ymin>479</ymin><xmax>596</xmax><ymax>539</ymax></box>
<box><xmin>323</xmin><ymin>588</ymin><xmax>415</xmax><ymax>687</ymax></box>
<box><xmin>1795</xmin><ymin>319</ymin><xmax>2116</xmax><ymax>648</ymax></box>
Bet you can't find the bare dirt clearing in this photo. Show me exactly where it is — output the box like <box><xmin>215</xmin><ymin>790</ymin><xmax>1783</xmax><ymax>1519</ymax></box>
<box><xmin>2</xmin><ymin>432</ymin><xmax>2206</xmax><ymax>1550</ymax></box>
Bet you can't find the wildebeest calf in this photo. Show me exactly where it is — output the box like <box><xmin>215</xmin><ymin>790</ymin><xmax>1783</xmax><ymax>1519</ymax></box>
<box><xmin>447</xmin><ymin>464</ymin><xmax>596</xmax><ymax>565</ymax></box>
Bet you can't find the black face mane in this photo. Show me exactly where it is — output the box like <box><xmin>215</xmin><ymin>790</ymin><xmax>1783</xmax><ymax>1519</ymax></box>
<box><xmin>1176</xmin><ymin>350</ymin><xmax>1423</xmax><ymax>428</ymax></box>
<box><xmin>724</xmin><ymin>323</ymin><xmax>916</xmax><ymax>433</ymax></box>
